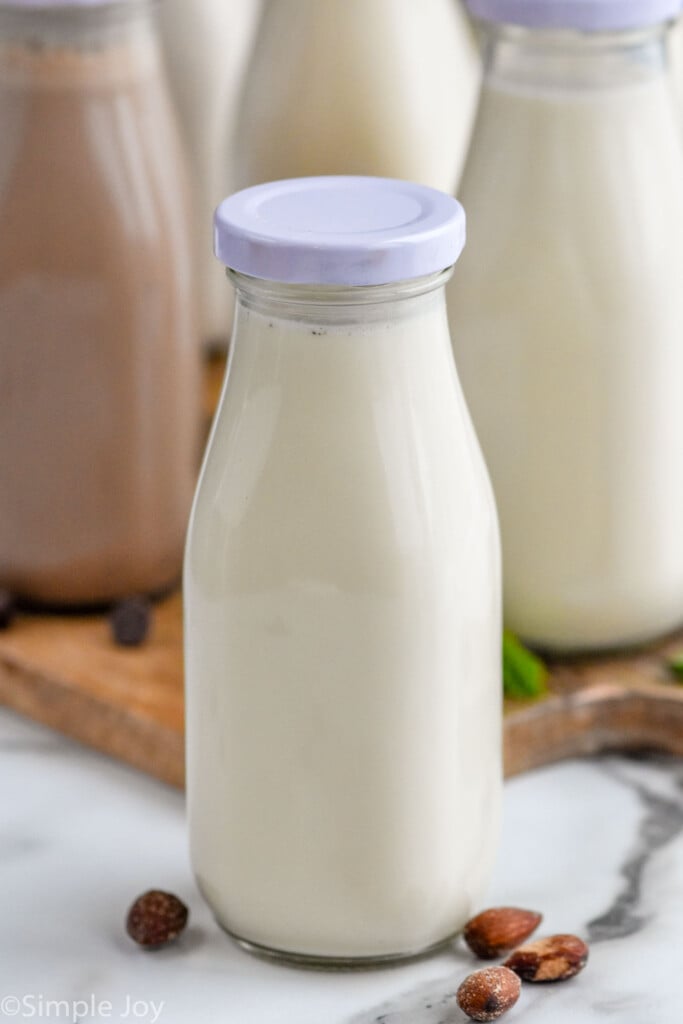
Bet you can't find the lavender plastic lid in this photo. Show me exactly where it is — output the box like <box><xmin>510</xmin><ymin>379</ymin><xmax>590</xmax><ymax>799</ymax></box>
<box><xmin>214</xmin><ymin>177</ymin><xmax>466</xmax><ymax>287</ymax></box>
<box><xmin>466</xmin><ymin>0</ymin><xmax>680</xmax><ymax>30</ymax></box>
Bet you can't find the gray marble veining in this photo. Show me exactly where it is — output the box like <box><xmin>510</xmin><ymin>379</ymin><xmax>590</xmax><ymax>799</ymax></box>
<box><xmin>348</xmin><ymin>978</ymin><xmax>460</xmax><ymax>1024</ymax></box>
<box><xmin>588</xmin><ymin>756</ymin><xmax>683</xmax><ymax>943</ymax></box>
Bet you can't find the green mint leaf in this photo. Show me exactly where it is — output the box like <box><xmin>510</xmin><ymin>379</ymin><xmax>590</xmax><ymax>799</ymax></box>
<box><xmin>667</xmin><ymin>652</ymin><xmax>683</xmax><ymax>681</ymax></box>
<box><xmin>503</xmin><ymin>630</ymin><xmax>548</xmax><ymax>700</ymax></box>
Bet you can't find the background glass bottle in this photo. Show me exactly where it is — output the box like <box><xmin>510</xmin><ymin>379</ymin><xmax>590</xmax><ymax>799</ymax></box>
<box><xmin>234</xmin><ymin>0</ymin><xmax>481</xmax><ymax>194</ymax></box>
<box><xmin>159</xmin><ymin>0</ymin><xmax>262</xmax><ymax>350</ymax></box>
<box><xmin>449</xmin><ymin>0</ymin><xmax>683</xmax><ymax>652</ymax></box>
<box><xmin>0</xmin><ymin>0</ymin><xmax>201</xmax><ymax>606</ymax></box>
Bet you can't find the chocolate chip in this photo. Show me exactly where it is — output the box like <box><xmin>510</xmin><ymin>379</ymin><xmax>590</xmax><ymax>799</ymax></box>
<box><xmin>110</xmin><ymin>597</ymin><xmax>151</xmax><ymax>647</ymax></box>
<box><xmin>0</xmin><ymin>590</ymin><xmax>16</xmax><ymax>630</ymax></box>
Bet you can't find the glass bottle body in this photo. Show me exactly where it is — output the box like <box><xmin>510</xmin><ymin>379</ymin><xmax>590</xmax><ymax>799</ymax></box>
<box><xmin>185</xmin><ymin>271</ymin><xmax>502</xmax><ymax>965</ymax></box>
<box><xmin>0</xmin><ymin>1</ymin><xmax>200</xmax><ymax>605</ymax></box>
<box><xmin>449</xmin><ymin>24</ymin><xmax>683</xmax><ymax>652</ymax></box>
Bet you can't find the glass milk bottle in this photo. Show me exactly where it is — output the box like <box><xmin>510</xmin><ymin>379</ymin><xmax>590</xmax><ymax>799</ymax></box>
<box><xmin>0</xmin><ymin>0</ymin><xmax>200</xmax><ymax>606</ymax></box>
<box><xmin>158</xmin><ymin>0</ymin><xmax>262</xmax><ymax>349</ymax></box>
<box><xmin>185</xmin><ymin>177</ymin><xmax>502</xmax><ymax>965</ymax></box>
<box><xmin>234</xmin><ymin>0</ymin><xmax>481</xmax><ymax>195</ymax></box>
<box><xmin>448</xmin><ymin>0</ymin><xmax>683</xmax><ymax>653</ymax></box>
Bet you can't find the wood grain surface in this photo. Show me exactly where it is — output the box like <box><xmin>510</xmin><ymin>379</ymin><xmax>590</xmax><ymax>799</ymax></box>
<box><xmin>1</xmin><ymin>354</ymin><xmax>682</xmax><ymax>785</ymax></box>
<box><xmin>0</xmin><ymin>593</ymin><xmax>185</xmax><ymax>787</ymax></box>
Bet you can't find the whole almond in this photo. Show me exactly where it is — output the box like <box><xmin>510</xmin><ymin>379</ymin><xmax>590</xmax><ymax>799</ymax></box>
<box><xmin>464</xmin><ymin>907</ymin><xmax>543</xmax><ymax>959</ymax></box>
<box><xmin>504</xmin><ymin>933</ymin><xmax>589</xmax><ymax>982</ymax></box>
<box><xmin>456</xmin><ymin>966</ymin><xmax>521</xmax><ymax>1022</ymax></box>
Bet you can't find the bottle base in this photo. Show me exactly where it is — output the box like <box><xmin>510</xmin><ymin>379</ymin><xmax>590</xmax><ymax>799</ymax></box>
<box><xmin>219</xmin><ymin>922</ymin><xmax>458</xmax><ymax>971</ymax></box>
<box><xmin>6</xmin><ymin>573</ymin><xmax>181</xmax><ymax>615</ymax></box>
<box><xmin>521</xmin><ymin>615</ymin><xmax>683</xmax><ymax>660</ymax></box>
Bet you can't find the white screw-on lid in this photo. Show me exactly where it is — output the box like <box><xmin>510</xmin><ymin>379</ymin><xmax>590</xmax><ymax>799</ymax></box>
<box><xmin>214</xmin><ymin>176</ymin><xmax>466</xmax><ymax>287</ymax></box>
<box><xmin>467</xmin><ymin>0</ymin><xmax>680</xmax><ymax>30</ymax></box>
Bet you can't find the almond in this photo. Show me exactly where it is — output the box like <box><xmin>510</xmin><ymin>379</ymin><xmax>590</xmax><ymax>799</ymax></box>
<box><xmin>464</xmin><ymin>906</ymin><xmax>543</xmax><ymax>959</ymax></box>
<box><xmin>504</xmin><ymin>933</ymin><xmax>589</xmax><ymax>982</ymax></box>
<box><xmin>456</xmin><ymin>966</ymin><xmax>521</xmax><ymax>1022</ymax></box>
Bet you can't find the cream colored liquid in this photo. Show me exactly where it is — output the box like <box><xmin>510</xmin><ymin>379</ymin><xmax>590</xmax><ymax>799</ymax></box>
<box><xmin>185</xmin><ymin>288</ymin><xmax>501</xmax><ymax>960</ymax></box>
<box><xmin>234</xmin><ymin>0</ymin><xmax>481</xmax><ymax>195</ymax></box>
<box><xmin>449</xmin><ymin>74</ymin><xmax>683</xmax><ymax>651</ymax></box>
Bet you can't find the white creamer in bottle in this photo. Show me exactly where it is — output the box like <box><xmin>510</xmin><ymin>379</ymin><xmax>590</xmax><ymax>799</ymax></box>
<box><xmin>185</xmin><ymin>176</ymin><xmax>502</xmax><ymax>966</ymax></box>
<box><xmin>158</xmin><ymin>0</ymin><xmax>262</xmax><ymax>348</ymax></box>
<box><xmin>449</xmin><ymin>0</ymin><xmax>683</xmax><ymax>652</ymax></box>
<box><xmin>234</xmin><ymin>0</ymin><xmax>481</xmax><ymax>195</ymax></box>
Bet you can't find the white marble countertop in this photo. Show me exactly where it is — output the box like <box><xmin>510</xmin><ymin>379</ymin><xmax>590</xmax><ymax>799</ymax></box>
<box><xmin>1</xmin><ymin>705</ymin><xmax>681</xmax><ymax>1024</ymax></box>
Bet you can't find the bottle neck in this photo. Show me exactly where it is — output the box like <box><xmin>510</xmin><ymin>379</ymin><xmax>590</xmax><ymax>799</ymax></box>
<box><xmin>229</xmin><ymin>269</ymin><xmax>454</xmax><ymax>328</ymax></box>
<box><xmin>481</xmin><ymin>22</ymin><xmax>669</xmax><ymax>91</ymax></box>
<box><xmin>0</xmin><ymin>1</ymin><xmax>155</xmax><ymax>52</ymax></box>
<box><xmin>0</xmin><ymin>2</ymin><xmax>159</xmax><ymax>87</ymax></box>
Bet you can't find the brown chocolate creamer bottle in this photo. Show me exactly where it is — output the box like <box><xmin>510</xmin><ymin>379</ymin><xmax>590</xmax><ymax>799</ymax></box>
<box><xmin>0</xmin><ymin>0</ymin><xmax>201</xmax><ymax>606</ymax></box>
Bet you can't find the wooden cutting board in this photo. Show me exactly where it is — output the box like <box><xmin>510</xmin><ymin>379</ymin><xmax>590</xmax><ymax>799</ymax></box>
<box><xmin>2</xmin><ymin>354</ymin><xmax>683</xmax><ymax>786</ymax></box>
